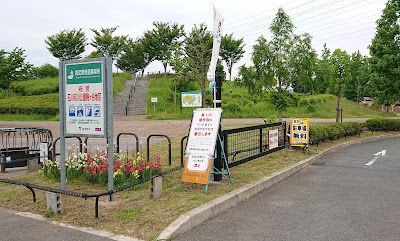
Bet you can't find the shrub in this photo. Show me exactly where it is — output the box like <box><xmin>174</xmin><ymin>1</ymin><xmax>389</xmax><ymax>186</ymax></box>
<box><xmin>309</xmin><ymin>122</ymin><xmax>364</xmax><ymax>141</ymax></box>
<box><xmin>224</xmin><ymin>103</ymin><xmax>241</xmax><ymax>114</ymax></box>
<box><xmin>32</xmin><ymin>64</ymin><xmax>58</xmax><ymax>78</ymax></box>
<box><xmin>366</xmin><ymin>118</ymin><xmax>400</xmax><ymax>130</ymax></box>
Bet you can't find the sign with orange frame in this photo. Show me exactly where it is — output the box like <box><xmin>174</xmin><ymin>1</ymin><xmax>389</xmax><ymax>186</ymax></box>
<box><xmin>181</xmin><ymin>153</ymin><xmax>213</xmax><ymax>185</ymax></box>
<box><xmin>182</xmin><ymin>108</ymin><xmax>222</xmax><ymax>185</ymax></box>
<box><xmin>290</xmin><ymin>118</ymin><xmax>309</xmax><ymax>147</ymax></box>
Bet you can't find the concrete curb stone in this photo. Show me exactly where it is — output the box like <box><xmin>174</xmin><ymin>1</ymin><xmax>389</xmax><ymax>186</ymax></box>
<box><xmin>157</xmin><ymin>134</ymin><xmax>400</xmax><ymax>240</ymax></box>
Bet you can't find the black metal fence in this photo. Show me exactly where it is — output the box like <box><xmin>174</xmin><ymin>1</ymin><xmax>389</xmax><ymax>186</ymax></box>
<box><xmin>220</xmin><ymin>122</ymin><xmax>287</xmax><ymax>168</ymax></box>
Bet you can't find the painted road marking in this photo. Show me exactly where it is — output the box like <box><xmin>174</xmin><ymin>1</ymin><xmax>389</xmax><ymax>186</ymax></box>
<box><xmin>366</xmin><ymin>150</ymin><xmax>386</xmax><ymax>166</ymax></box>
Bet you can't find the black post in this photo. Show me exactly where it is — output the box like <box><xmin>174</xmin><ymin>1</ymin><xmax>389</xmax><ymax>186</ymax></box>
<box><xmin>214</xmin><ymin>75</ymin><xmax>223</xmax><ymax>181</ymax></box>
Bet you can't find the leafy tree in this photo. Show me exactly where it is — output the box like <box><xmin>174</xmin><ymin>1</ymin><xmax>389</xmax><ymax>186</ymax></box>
<box><xmin>90</xmin><ymin>26</ymin><xmax>127</xmax><ymax>69</ymax></box>
<box><xmin>116</xmin><ymin>38</ymin><xmax>151</xmax><ymax>76</ymax></box>
<box><xmin>220</xmin><ymin>34</ymin><xmax>245</xmax><ymax>81</ymax></box>
<box><xmin>142</xmin><ymin>21</ymin><xmax>184</xmax><ymax>78</ymax></box>
<box><xmin>45</xmin><ymin>29</ymin><xmax>87</xmax><ymax>61</ymax></box>
<box><xmin>171</xmin><ymin>23</ymin><xmax>213</xmax><ymax>107</ymax></box>
<box><xmin>313</xmin><ymin>44</ymin><xmax>334</xmax><ymax>94</ymax></box>
<box><xmin>236</xmin><ymin>8</ymin><xmax>316</xmax><ymax>121</ymax></box>
<box><xmin>290</xmin><ymin>33</ymin><xmax>317</xmax><ymax>94</ymax></box>
<box><xmin>0</xmin><ymin>47</ymin><xmax>32</xmax><ymax>96</ymax></box>
<box><xmin>369</xmin><ymin>0</ymin><xmax>400</xmax><ymax>110</ymax></box>
<box><xmin>32</xmin><ymin>63</ymin><xmax>58</xmax><ymax>78</ymax></box>
<box><xmin>343</xmin><ymin>51</ymin><xmax>369</xmax><ymax>102</ymax></box>
<box><xmin>86</xmin><ymin>51</ymin><xmax>104</xmax><ymax>59</ymax></box>
<box><xmin>328</xmin><ymin>49</ymin><xmax>351</xmax><ymax>122</ymax></box>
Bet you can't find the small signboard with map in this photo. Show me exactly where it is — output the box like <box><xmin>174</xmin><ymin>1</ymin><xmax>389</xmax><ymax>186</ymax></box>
<box><xmin>181</xmin><ymin>92</ymin><xmax>202</xmax><ymax>108</ymax></box>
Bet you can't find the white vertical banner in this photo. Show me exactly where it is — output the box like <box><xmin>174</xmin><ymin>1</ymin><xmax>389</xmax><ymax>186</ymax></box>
<box><xmin>207</xmin><ymin>6</ymin><xmax>224</xmax><ymax>82</ymax></box>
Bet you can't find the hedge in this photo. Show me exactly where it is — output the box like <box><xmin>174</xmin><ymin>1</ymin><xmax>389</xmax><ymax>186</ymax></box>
<box><xmin>365</xmin><ymin>118</ymin><xmax>400</xmax><ymax>130</ymax></box>
<box><xmin>0</xmin><ymin>93</ymin><xmax>59</xmax><ymax>115</ymax></box>
<box><xmin>309</xmin><ymin>122</ymin><xmax>365</xmax><ymax>141</ymax></box>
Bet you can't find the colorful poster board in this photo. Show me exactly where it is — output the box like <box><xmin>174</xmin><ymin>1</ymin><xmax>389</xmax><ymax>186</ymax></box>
<box><xmin>64</xmin><ymin>61</ymin><xmax>105</xmax><ymax>137</ymax></box>
<box><xmin>268</xmin><ymin>129</ymin><xmax>279</xmax><ymax>150</ymax></box>
<box><xmin>290</xmin><ymin>118</ymin><xmax>309</xmax><ymax>147</ymax></box>
<box><xmin>182</xmin><ymin>108</ymin><xmax>222</xmax><ymax>185</ymax></box>
<box><xmin>181</xmin><ymin>92</ymin><xmax>202</xmax><ymax>107</ymax></box>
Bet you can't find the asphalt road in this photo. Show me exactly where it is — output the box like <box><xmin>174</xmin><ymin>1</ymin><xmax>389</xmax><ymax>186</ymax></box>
<box><xmin>177</xmin><ymin>137</ymin><xmax>400</xmax><ymax>240</ymax></box>
<box><xmin>0</xmin><ymin>209</ymin><xmax>116</xmax><ymax>241</ymax></box>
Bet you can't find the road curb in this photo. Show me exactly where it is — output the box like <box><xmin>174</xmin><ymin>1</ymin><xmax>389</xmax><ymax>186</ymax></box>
<box><xmin>157</xmin><ymin>134</ymin><xmax>400</xmax><ymax>240</ymax></box>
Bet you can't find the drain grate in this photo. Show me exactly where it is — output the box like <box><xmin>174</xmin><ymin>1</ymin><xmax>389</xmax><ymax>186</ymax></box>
<box><xmin>313</xmin><ymin>162</ymin><xmax>400</xmax><ymax>172</ymax></box>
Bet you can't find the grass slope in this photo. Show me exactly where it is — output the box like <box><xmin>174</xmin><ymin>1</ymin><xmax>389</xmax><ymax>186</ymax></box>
<box><xmin>147</xmin><ymin>74</ymin><xmax>396</xmax><ymax>120</ymax></box>
<box><xmin>0</xmin><ymin>72</ymin><xmax>131</xmax><ymax>121</ymax></box>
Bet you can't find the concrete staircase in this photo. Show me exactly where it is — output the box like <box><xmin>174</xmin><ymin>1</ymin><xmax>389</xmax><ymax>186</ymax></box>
<box><xmin>113</xmin><ymin>75</ymin><xmax>148</xmax><ymax>116</ymax></box>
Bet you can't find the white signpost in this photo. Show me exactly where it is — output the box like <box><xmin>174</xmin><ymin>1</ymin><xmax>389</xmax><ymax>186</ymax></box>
<box><xmin>268</xmin><ymin>129</ymin><xmax>279</xmax><ymax>150</ymax></box>
<box><xmin>59</xmin><ymin>57</ymin><xmax>113</xmax><ymax>195</ymax></box>
<box><xmin>39</xmin><ymin>142</ymin><xmax>48</xmax><ymax>163</ymax></box>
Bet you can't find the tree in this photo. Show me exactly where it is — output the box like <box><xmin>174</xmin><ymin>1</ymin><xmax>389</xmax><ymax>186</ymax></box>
<box><xmin>86</xmin><ymin>51</ymin><xmax>104</xmax><ymax>59</ymax></box>
<box><xmin>142</xmin><ymin>21</ymin><xmax>184</xmax><ymax>78</ymax></box>
<box><xmin>220</xmin><ymin>34</ymin><xmax>245</xmax><ymax>81</ymax></box>
<box><xmin>329</xmin><ymin>49</ymin><xmax>351</xmax><ymax>122</ymax></box>
<box><xmin>116</xmin><ymin>38</ymin><xmax>151</xmax><ymax>76</ymax></box>
<box><xmin>170</xmin><ymin>23</ymin><xmax>213</xmax><ymax>107</ymax></box>
<box><xmin>369</xmin><ymin>0</ymin><xmax>400</xmax><ymax>110</ymax></box>
<box><xmin>90</xmin><ymin>26</ymin><xmax>127</xmax><ymax>70</ymax></box>
<box><xmin>313</xmin><ymin>44</ymin><xmax>334</xmax><ymax>94</ymax></box>
<box><xmin>343</xmin><ymin>51</ymin><xmax>369</xmax><ymax>102</ymax></box>
<box><xmin>31</xmin><ymin>63</ymin><xmax>58</xmax><ymax>78</ymax></box>
<box><xmin>45</xmin><ymin>29</ymin><xmax>87</xmax><ymax>61</ymax></box>
<box><xmin>0</xmin><ymin>47</ymin><xmax>32</xmax><ymax>96</ymax></box>
<box><xmin>236</xmin><ymin>8</ymin><xmax>316</xmax><ymax>121</ymax></box>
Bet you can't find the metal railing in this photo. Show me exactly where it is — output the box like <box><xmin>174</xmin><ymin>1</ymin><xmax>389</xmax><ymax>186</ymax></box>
<box><xmin>220</xmin><ymin>122</ymin><xmax>287</xmax><ymax>168</ymax></box>
<box><xmin>125</xmin><ymin>74</ymin><xmax>139</xmax><ymax>116</ymax></box>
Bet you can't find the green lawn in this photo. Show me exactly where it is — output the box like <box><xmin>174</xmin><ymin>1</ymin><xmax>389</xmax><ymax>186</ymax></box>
<box><xmin>147</xmin><ymin>74</ymin><xmax>396</xmax><ymax>120</ymax></box>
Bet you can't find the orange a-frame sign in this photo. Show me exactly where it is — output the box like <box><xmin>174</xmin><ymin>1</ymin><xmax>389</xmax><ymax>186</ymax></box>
<box><xmin>181</xmin><ymin>153</ymin><xmax>212</xmax><ymax>185</ymax></box>
<box><xmin>181</xmin><ymin>108</ymin><xmax>222</xmax><ymax>185</ymax></box>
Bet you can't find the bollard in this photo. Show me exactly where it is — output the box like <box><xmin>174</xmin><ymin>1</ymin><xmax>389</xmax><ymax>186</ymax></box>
<box><xmin>150</xmin><ymin>176</ymin><xmax>162</xmax><ymax>198</ymax></box>
<box><xmin>0</xmin><ymin>155</ymin><xmax>5</xmax><ymax>173</ymax></box>
<box><xmin>46</xmin><ymin>192</ymin><xmax>62</xmax><ymax>215</ymax></box>
<box><xmin>28</xmin><ymin>159</ymin><xmax>39</xmax><ymax>172</ymax></box>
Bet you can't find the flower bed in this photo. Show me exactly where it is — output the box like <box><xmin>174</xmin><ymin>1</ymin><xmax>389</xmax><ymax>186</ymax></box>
<box><xmin>43</xmin><ymin>147</ymin><xmax>162</xmax><ymax>186</ymax></box>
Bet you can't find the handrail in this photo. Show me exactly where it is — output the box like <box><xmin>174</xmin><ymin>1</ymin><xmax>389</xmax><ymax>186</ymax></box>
<box><xmin>125</xmin><ymin>74</ymin><xmax>139</xmax><ymax>116</ymax></box>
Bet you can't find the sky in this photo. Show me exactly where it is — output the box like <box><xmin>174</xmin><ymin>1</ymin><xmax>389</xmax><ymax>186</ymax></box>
<box><xmin>1</xmin><ymin>0</ymin><xmax>388</xmax><ymax>79</ymax></box>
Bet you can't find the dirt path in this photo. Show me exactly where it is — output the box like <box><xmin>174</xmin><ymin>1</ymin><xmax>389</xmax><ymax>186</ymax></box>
<box><xmin>0</xmin><ymin>116</ymin><xmax>398</xmax><ymax>139</ymax></box>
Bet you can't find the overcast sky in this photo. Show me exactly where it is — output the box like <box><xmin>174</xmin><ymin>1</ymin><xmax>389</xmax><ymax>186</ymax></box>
<box><xmin>1</xmin><ymin>0</ymin><xmax>388</xmax><ymax>78</ymax></box>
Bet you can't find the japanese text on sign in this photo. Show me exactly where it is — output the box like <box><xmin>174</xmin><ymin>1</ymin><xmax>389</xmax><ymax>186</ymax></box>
<box><xmin>186</xmin><ymin>108</ymin><xmax>222</xmax><ymax>154</ymax></box>
<box><xmin>290</xmin><ymin>118</ymin><xmax>309</xmax><ymax>146</ymax></box>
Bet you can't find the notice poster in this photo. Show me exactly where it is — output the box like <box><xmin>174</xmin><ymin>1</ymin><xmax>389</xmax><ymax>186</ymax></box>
<box><xmin>182</xmin><ymin>108</ymin><xmax>222</xmax><ymax>185</ymax></box>
<box><xmin>39</xmin><ymin>142</ymin><xmax>48</xmax><ymax>163</ymax></box>
<box><xmin>268</xmin><ymin>129</ymin><xmax>279</xmax><ymax>150</ymax></box>
<box><xmin>187</xmin><ymin>153</ymin><xmax>210</xmax><ymax>172</ymax></box>
<box><xmin>64</xmin><ymin>61</ymin><xmax>105</xmax><ymax>136</ymax></box>
<box><xmin>290</xmin><ymin>118</ymin><xmax>309</xmax><ymax>146</ymax></box>
<box><xmin>185</xmin><ymin>108</ymin><xmax>222</xmax><ymax>154</ymax></box>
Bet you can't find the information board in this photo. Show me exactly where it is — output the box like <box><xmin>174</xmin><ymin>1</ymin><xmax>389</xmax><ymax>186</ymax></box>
<box><xmin>182</xmin><ymin>108</ymin><xmax>222</xmax><ymax>185</ymax></box>
<box><xmin>290</xmin><ymin>118</ymin><xmax>309</xmax><ymax>147</ymax></box>
<box><xmin>268</xmin><ymin>129</ymin><xmax>279</xmax><ymax>150</ymax></box>
<box><xmin>185</xmin><ymin>108</ymin><xmax>222</xmax><ymax>154</ymax></box>
<box><xmin>64</xmin><ymin>61</ymin><xmax>105</xmax><ymax>137</ymax></box>
<box><xmin>181</xmin><ymin>92</ymin><xmax>202</xmax><ymax>107</ymax></box>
